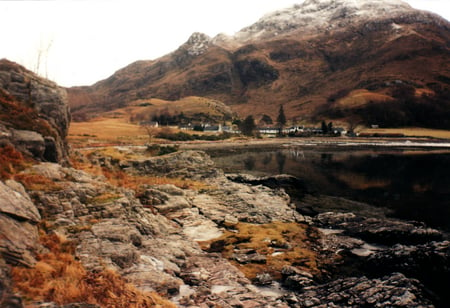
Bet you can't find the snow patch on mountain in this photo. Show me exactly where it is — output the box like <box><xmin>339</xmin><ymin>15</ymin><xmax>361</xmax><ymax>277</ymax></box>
<box><xmin>231</xmin><ymin>0</ymin><xmax>424</xmax><ymax>43</ymax></box>
<box><xmin>184</xmin><ymin>32</ymin><xmax>211</xmax><ymax>56</ymax></box>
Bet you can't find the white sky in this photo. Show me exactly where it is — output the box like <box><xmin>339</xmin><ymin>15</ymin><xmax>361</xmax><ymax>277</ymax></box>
<box><xmin>0</xmin><ymin>0</ymin><xmax>448</xmax><ymax>87</ymax></box>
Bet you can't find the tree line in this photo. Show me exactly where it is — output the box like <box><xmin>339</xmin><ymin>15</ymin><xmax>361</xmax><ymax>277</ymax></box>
<box><xmin>237</xmin><ymin>105</ymin><xmax>287</xmax><ymax>136</ymax></box>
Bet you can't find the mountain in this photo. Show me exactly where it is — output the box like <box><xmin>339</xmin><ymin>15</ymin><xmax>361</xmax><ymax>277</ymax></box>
<box><xmin>68</xmin><ymin>0</ymin><xmax>450</xmax><ymax>127</ymax></box>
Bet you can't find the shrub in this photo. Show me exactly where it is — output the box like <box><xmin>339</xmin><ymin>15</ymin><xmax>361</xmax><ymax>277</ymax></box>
<box><xmin>155</xmin><ymin>131</ymin><xmax>232</xmax><ymax>141</ymax></box>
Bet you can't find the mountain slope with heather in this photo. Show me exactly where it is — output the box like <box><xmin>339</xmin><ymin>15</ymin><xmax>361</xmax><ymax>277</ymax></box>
<box><xmin>68</xmin><ymin>0</ymin><xmax>450</xmax><ymax>127</ymax></box>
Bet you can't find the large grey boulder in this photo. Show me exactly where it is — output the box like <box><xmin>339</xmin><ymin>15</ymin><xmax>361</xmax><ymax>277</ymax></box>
<box><xmin>0</xmin><ymin>180</ymin><xmax>40</xmax><ymax>223</ymax></box>
<box><xmin>0</xmin><ymin>181</ymin><xmax>40</xmax><ymax>267</ymax></box>
<box><xmin>11</xmin><ymin>129</ymin><xmax>45</xmax><ymax>159</ymax></box>
<box><xmin>0</xmin><ymin>59</ymin><xmax>70</xmax><ymax>163</ymax></box>
<box><xmin>120</xmin><ymin>150</ymin><xmax>221</xmax><ymax>179</ymax></box>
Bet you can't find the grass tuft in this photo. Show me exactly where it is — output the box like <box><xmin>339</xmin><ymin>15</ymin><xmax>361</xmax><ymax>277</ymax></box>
<box><xmin>201</xmin><ymin>222</ymin><xmax>320</xmax><ymax>281</ymax></box>
<box><xmin>14</xmin><ymin>172</ymin><xmax>62</xmax><ymax>192</ymax></box>
<box><xmin>12</xmin><ymin>232</ymin><xmax>177</xmax><ymax>307</ymax></box>
<box><xmin>0</xmin><ymin>144</ymin><xmax>30</xmax><ymax>180</ymax></box>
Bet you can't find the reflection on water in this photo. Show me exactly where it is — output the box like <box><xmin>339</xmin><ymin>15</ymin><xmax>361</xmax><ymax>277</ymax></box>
<box><xmin>209</xmin><ymin>147</ymin><xmax>450</xmax><ymax>231</ymax></box>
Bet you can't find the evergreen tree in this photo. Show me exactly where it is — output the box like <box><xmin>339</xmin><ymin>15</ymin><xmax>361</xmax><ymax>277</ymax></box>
<box><xmin>321</xmin><ymin>121</ymin><xmax>328</xmax><ymax>134</ymax></box>
<box><xmin>240</xmin><ymin>115</ymin><xmax>256</xmax><ymax>136</ymax></box>
<box><xmin>327</xmin><ymin>122</ymin><xmax>333</xmax><ymax>134</ymax></box>
<box><xmin>277</xmin><ymin>105</ymin><xmax>287</xmax><ymax>127</ymax></box>
<box><xmin>276</xmin><ymin>105</ymin><xmax>287</xmax><ymax>135</ymax></box>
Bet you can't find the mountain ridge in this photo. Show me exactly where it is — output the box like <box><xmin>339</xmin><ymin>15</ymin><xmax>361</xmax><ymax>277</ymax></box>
<box><xmin>67</xmin><ymin>0</ymin><xmax>450</xmax><ymax>127</ymax></box>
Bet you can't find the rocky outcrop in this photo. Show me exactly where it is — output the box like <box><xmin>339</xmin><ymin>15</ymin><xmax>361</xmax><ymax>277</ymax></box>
<box><xmin>10</xmin><ymin>129</ymin><xmax>46</xmax><ymax>160</ymax></box>
<box><xmin>282</xmin><ymin>272</ymin><xmax>434</xmax><ymax>307</ymax></box>
<box><xmin>5</xmin><ymin>150</ymin><xmax>447</xmax><ymax>307</ymax></box>
<box><xmin>365</xmin><ymin>241</ymin><xmax>450</xmax><ymax>306</ymax></box>
<box><xmin>306</xmin><ymin>210</ymin><xmax>449</xmax><ymax>306</ymax></box>
<box><xmin>122</xmin><ymin>151</ymin><xmax>304</xmax><ymax>225</ymax></box>
<box><xmin>120</xmin><ymin>150</ymin><xmax>221</xmax><ymax>180</ymax></box>
<box><xmin>227</xmin><ymin>173</ymin><xmax>308</xmax><ymax>199</ymax></box>
<box><xmin>0</xmin><ymin>180</ymin><xmax>41</xmax><ymax>267</ymax></box>
<box><xmin>314</xmin><ymin>211</ymin><xmax>443</xmax><ymax>245</ymax></box>
<box><xmin>0</xmin><ymin>179</ymin><xmax>41</xmax><ymax>307</ymax></box>
<box><xmin>0</xmin><ymin>59</ymin><xmax>70</xmax><ymax>163</ymax></box>
<box><xmin>17</xmin><ymin>156</ymin><xmax>295</xmax><ymax>306</ymax></box>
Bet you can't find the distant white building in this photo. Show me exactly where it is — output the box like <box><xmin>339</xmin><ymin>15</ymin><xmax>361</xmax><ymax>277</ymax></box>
<box><xmin>288</xmin><ymin>126</ymin><xmax>304</xmax><ymax>133</ymax></box>
<box><xmin>140</xmin><ymin>121</ymin><xmax>159</xmax><ymax>127</ymax></box>
<box><xmin>204</xmin><ymin>124</ymin><xmax>222</xmax><ymax>132</ymax></box>
<box><xmin>258</xmin><ymin>127</ymin><xmax>279</xmax><ymax>135</ymax></box>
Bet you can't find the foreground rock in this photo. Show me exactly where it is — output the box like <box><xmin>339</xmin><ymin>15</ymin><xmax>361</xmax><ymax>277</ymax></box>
<box><xmin>4</xmin><ymin>150</ymin><xmax>446</xmax><ymax>307</ymax></box>
<box><xmin>283</xmin><ymin>272</ymin><xmax>434</xmax><ymax>308</ymax></box>
<box><xmin>0</xmin><ymin>59</ymin><xmax>70</xmax><ymax>163</ymax></box>
<box><xmin>314</xmin><ymin>211</ymin><xmax>443</xmax><ymax>245</ymax></box>
<box><xmin>0</xmin><ymin>180</ymin><xmax>40</xmax><ymax>267</ymax></box>
<box><xmin>13</xmin><ymin>154</ymin><xmax>296</xmax><ymax>306</ymax></box>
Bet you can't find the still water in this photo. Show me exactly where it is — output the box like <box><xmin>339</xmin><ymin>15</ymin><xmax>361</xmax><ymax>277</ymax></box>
<box><xmin>207</xmin><ymin>147</ymin><xmax>450</xmax><ymax>232</ymax></box>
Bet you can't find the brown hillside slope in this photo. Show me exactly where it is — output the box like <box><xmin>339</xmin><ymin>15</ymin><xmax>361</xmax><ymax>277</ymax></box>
<box><xmin>67</xmin><ymin>1</ymin><xmax>450</xmax><ymax>126</ymax></box>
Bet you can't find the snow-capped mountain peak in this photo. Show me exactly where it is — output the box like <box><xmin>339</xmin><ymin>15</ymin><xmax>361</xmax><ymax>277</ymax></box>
<box><xmin>183</xmin><ymin>32</ymin><xmax>212</xmax><ymax>56</ymax></box>
<box><xmin>231</xmin><ymin>0</ymin><xmax>424</xmax><ymax>43</ymax></box>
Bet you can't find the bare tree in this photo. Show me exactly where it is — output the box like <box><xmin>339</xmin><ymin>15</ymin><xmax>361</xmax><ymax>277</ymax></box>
<box><xmin>141</xmin><ymin>124</ymin><xmax>159</xmax><ymax>144</ymax></box>
<box><xmin>347</xmin><ymin>117</ymin><xmax>363</xmax><ymax>135</ymax></box>
<box><xmin>34</xmin><ymin>38</ymin><xmax>53</xmax><ymax>78</ymax></box>
<box><xmin>44</xmin><ymin>39</ymin><xmax>53</xmax><ymax>79</ymax></box>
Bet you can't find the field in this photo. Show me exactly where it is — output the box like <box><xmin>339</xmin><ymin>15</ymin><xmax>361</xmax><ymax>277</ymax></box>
<box><xmin>68</xmin><ymin>117</ymin><xmax>148</xmax><ymax>147</ymax></box>
<box><xmin>360</xmin><ymin>127</ymin><xmax>450</xmax><ymax>139</ymax></box>
<box><xmin>68</xmin><ymin>95</ymin><xmax>236</xmax><ymax>148</ymax></box>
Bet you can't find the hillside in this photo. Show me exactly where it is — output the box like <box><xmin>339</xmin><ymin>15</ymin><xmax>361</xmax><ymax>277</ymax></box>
<box><xmin>67</xmin><ymin>0</ymin><xmax>450</xmax><ymax>128</ymax></box>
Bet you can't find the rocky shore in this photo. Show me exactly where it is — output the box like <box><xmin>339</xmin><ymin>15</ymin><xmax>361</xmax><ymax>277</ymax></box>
<box><xmin>2</xmin><ymin>148</ymin><xmax>449</xmax><ymax>307</ymax></box>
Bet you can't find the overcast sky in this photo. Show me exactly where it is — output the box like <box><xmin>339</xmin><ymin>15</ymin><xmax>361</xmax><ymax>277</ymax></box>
<box><xmin>1</xmin><ymin>0</ymin><xmax>448</xmax><ymax>87</ymax></box>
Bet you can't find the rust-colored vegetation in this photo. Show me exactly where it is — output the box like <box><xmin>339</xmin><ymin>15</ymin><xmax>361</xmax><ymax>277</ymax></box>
<box><xmin>0</xmin><ymin>144</ymin><xmax>62</xmax><ymax>191</ymax></box>
<box><xmin>201</xmin><ymin>222</ymin><xmax>320</xmax><ymax>281</ymax></box>
<box><xmin>0</xmin><ymin>144</ymin><xmax>30</xmax><ymax>180</ymax></box>
<box><xmin>0</xmin><ymin>89</ymin><xmax>54</xmax><ymax>138</ymax></box>
<box><xmin>103</xmin><ymin>169</ymin><xmax>211</xmax><ymax>192</ymax></box>
<box><xmin>13</xmin><ymin>172</ymin><xmax>63</xmax><ymax>192</ymax></box>
<box><xmin>70</xmin><ymin>149</ymin><xmax>213</xmax><ymax>193</ymax></box>
<box><xmin>11</xmin><ymin>232</ymin><xmax>176</xmax><ymax>307</ymax></box>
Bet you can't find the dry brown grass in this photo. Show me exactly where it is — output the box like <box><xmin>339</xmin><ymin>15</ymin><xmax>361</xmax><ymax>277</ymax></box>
<box><xmin>201</xmin><ymin>222</ymin><xmax>320</xmax><ymax>281</ymax></box>
<box><xmin>68</xmin><ymin>95</ymin><xmax>232</xmax><ymax>148</ymax></box>
<box><xmin>70</xmin><ymin>151</ymin><xmax>212</xmax><ymax>193</ymax></box>
<box><xmin>0</xmin><ymin>144</ymin><xmax>31</xmax><ymax>180</ymax></box>
<box><xmin>336</xmin><ymin>89</ymin><xmax>393</xmax><ymax>109</ymax></box>
<box><xmin>88</xmin><ymin>192</ymin><xmax>123</xmax><ymax>205</ymax></box>
<box><xmin>125</xmin><ymin>96</ymin><xmax>231</xmax><ymax>119</ymax></box>
<box><xmin>12</xmin><ymin>233</ymin><xmax>176</xmax><ymax>307</ymax></box>
<box><xmin>360</xmin><ymin>127</ymin><xmax>450</xmax><ymax>139</ymax></box>
<box><xmin>14</xmin><ymin>173</ymin><xmax>63</xmax><ymax>192</ymax></box>
<box><xmin>88</xmin><ymin>147</ymin><xmax>145</xmax><ymax>161</ymax></box>
<box><xmin>68</xmin><ymin>117</ymin><xmax>148</xmax><ymax>147</ymax></box>
<box><xmin>103</xmin><ymin>168</ymin><xmax>212</xmax><ymax>193</ymax></box>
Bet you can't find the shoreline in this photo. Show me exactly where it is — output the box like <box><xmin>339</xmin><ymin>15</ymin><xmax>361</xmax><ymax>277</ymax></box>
<box><xmin>176</xmin><ymin>136</ymin><xmax>450</xmax><ymax>151</ymax></box>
